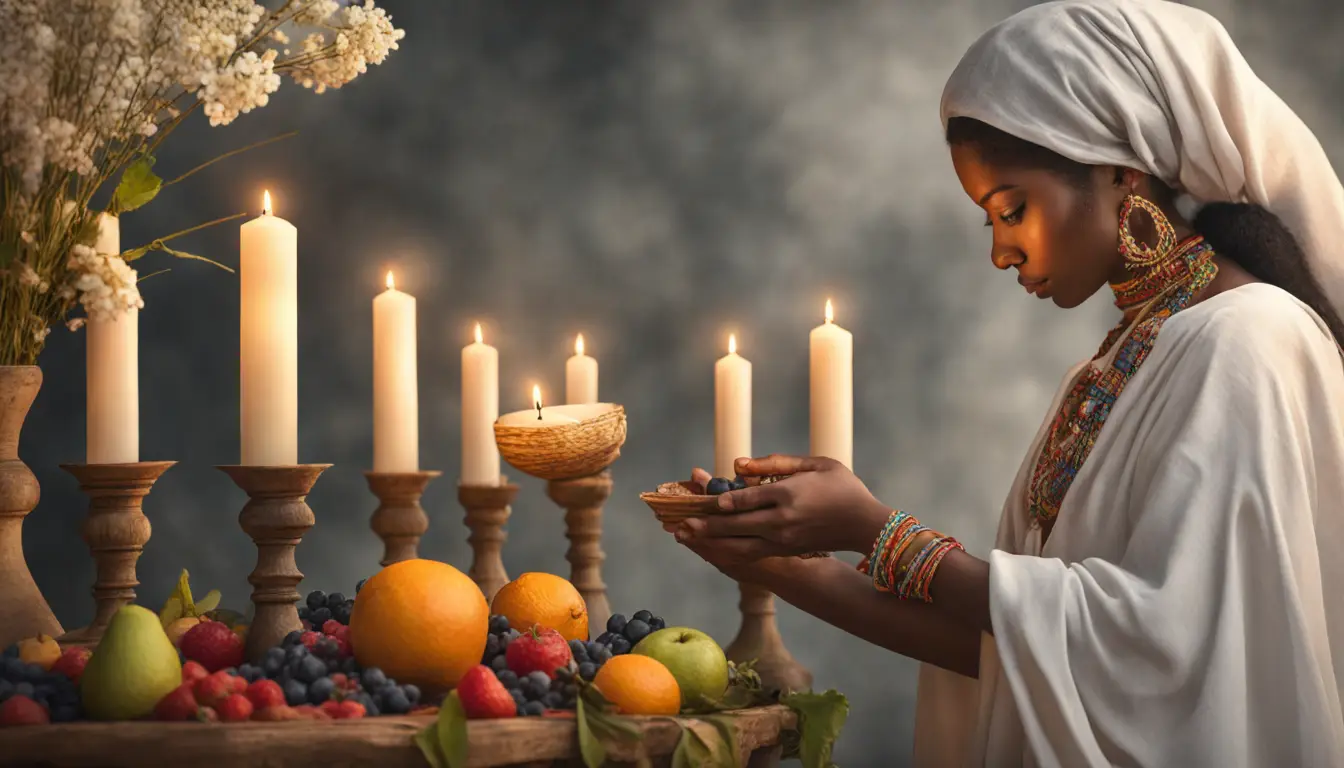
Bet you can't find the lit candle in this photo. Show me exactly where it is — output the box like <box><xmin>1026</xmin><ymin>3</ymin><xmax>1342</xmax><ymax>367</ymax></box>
<box><xmin>461</xmin><ymin>323</ymin><xmax>500</xmax><ymax>485</ymax></box>
<box><xmin>373</xmin><ymin>271</ymin><xmax>418</xmax><ymax>472</ymax></box>
<box><xmin>239</xmin><ymin>190</ymin><xmax>298</xmax><ymax>465</ymax></box>
<box><xmin>809</xmin><ymin>299</ymin><xmax>853</xmax><ymax>469</ymax></box>
<box><xmin>86</xmin><ymin>213</ymin><xmax>138</xmax><ymax>464</ymax></box>
<box><xmin>500</xmin><ymin>385</ymin><xmax>581</xmax><ymax>426</ymax></box>
<box><xmin>565</xmin><ymin>334</ymin><xmax>598</xmax><ymax>405</ymax></box>
<box><xmin>714</xmin><ymin>333</ymin><xmax>751</xmax><ymax>478</ymax></box>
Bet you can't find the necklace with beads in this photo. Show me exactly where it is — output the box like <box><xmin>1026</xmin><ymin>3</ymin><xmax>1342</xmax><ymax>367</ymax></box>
<box><xmin>1025</xmin><ymin>236</ymin><xmax>1219</xmax><ymax>530</ymax></box>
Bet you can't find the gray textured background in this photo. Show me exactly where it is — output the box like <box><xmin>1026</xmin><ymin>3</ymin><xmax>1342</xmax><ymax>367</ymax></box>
<box><xmin>19</xmin><ymin>1</ymin><xmax>1344</xmax><ymax>763</ymax></box>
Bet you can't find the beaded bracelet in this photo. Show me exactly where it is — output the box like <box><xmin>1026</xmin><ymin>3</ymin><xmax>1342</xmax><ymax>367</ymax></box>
<box><xmin>859</xmin><ymin>509</ymin><xmax>964</xmax><ymax>603</ymax></box>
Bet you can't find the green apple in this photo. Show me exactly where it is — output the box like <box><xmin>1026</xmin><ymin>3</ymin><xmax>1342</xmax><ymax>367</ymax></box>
<box><xmin>632</xmin><ymin>627</ymin><xmax>729</xmax><ymax>708</ymax></box>
<box><xmin>81</xmin><ymin>604</ymin><xmax>183</xmax><ymax>720</ymax></box>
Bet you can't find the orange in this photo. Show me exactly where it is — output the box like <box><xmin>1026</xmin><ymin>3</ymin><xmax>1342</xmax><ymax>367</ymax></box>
<box><xmin>591</xmin><ymin>655</ymin><xmax>681</xmax><ymax>716</ymax></box>
<box><xmin>490</xmin><ymin>572</ymin><xmax>588</xmax><ymax>642</ymax></box>
<box><xmin>349</xmin><ymin>559</ymin><xmax>488</xmax><ymax>691</ymax></box>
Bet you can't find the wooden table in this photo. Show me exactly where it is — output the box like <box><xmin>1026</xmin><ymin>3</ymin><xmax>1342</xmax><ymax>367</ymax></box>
<box><xmin>0</xmin><ymin>705</ymin><xmax>796</xmax><ymax>767</ymax></box>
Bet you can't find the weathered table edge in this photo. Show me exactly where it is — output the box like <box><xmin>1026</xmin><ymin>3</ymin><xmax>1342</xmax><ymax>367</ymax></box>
<box><xmin>0</xmin><ymin>704</ymin><xmax>797</xmax><ymax>768</ymax></box>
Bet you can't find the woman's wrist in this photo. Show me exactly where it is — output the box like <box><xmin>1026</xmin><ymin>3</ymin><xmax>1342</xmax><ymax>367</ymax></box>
<box><xmin>848</xmin><ymin>499</ymin><xmax>897</xmax><ymax>555</ymax></box>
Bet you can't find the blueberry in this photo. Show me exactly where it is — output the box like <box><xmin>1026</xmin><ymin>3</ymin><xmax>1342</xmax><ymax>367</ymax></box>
<box><xmin>592</xmin><ymin>645</ymin><xmax>613</xmax><ymax>663</ymax></box>
<box><xmin>706</xmin><ymin>477</ymin><xmax>731</xmax><ymax>495</ymax></box>
<box><xmin>283</xmin><ymin>679</ymin><xmax>308</xmax><ymax>706</ymax></box>
<box><xmin>568</xmin><ymin>639</ymin><xmax>588</xmax><ymax>662</ymax></box>
<box><xmin>325</xmin><ymin>657</ymin><xmax>341</xmax><ymax>674</ymax></box>
<box><xmin>332</xmin><ymin>602</ymin><xmax>352</xmax><ymax>625</ymax></box>
<box><xmin>526</xmin><ymin>670</ymin><xmax>551</xmax><ymax>691</ymax></box>
<box><xmin>354</xmin><ymin>691</ymin><xmax>380</xmax><ymax>716</ymax></box>
<box><xmin>608</xmin><ymin>635</ymin><xmax>632</xmax><ymax>655</ymax></box>
<box><xmin>297</xmin><ymin>606</ymin><xmax>311</xmax><ymax>621</ymax></box>
<box><xmin>403</xmin><ymin>684</ymin><xmax>420</xmax><ymax>705</ymax></box>
<box><xmin>542</xmin><ymin>691</ymin><xmax>564</xmax><ymax>709</ymax></box>
<box><xmin>577</xmin><ymin>662</ymin><xmax>597</xmax><ymax>680</ymax></box>
<box><xmin>308</xmin><ymin>676</ymin><xmax>335</xmax><ymax>704</ymax></box>
<box><xmin>382</xmin><ymin>687</ymin><xmax>411</xmax><ymax>714</ymax></box>
<box><xmin>549</xmin><ymin>676</ymin><xmax>567</xmax><ymax>693</ymax></box>
<box><xmin>310</xmin><ymin>607</ymin><xmax>333</xmax><ymax>626</ymax></box>
<box><xmin>285</xmin><ymin>644</ymin><xmax>308</xmax><ymax>663</ymax></box>
<box><xmin>584</xmin><ymin>641</ymin><xmax>605</xmax><ymax>659</ymax></box>
<box><xmin>490</xmin><ymin>654</ymin><xmax>509</xmax><ymax>672</ymax></box>
<box><xmin>509</xmin><ymin>688</ymin><xmax>526</xmax><ymax>707</ymax></box>
<box><xmin>631</xmin><ymin>609</ymin><xmax>653</xmax><ymax>623</ymax></box>
<box><xmin>296</xmin><ymin>655</ymin><xmax>327</xmax><ymax>684</ymax></box>
<box><xmin>355</xmin><ymin>578</ymin><xmax>367</xmax><ymax>594</ymax></box>
<box><xmin>732</xmin><ymin>474</ymin><xmax>747</xmax><ymax>488</ymax></box>
<box><xmin>606</xmin><ymin>614</ymin><xmax>627</xmax><ymax>635</ymax></box>
<box><xmin>488</xmin><ymin>615</ymin><xmax>510</xmax><ymax>635</ymax></box>
<box><xmin>306</xmin><ymin>591</ymin><xmax>327</xmax><ymax>611</ymax></box>
<box><xmin>495</xmin><ymin>670</ymin><xmax>519</xmax><ymax>690</ymax></box>
<box><xmin>522</xmin><ymin>701</ymin><xmax>545</xmax><ymax>716</ymax></box>
<box><xmin>484</xmin><ymin>634</ymin><xmax>501</xmax><ymax>661</ymax></box>
<box><xmin>326</xmin><ymin>592</ymin><xmax>347</xmax><ymax>608</ymax></box>
<box><xmin>362</xmin><ymin>667</ymin><xmax>388</xmax><ymax>691</ymax></box>
<box><xmin>623</xmin><ymin>619</ymin><xmax>651</xmax><ymax>644</ymax></box>
<box><xmin>283</xmin><ymin>630</ymin><xmax>304</xmax><ymax>647</ymax></box>
<box><xmin>648</xmin><ymin>616</ymin><xmax>666</xmax><ymax>631</ymax></box>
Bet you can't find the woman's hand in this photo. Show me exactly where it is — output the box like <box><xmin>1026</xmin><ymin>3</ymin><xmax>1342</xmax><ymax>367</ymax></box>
<box><xmin>674</xmin><ymin>454</ymin><xmax>893</xmax><ymax>560</ymax></box>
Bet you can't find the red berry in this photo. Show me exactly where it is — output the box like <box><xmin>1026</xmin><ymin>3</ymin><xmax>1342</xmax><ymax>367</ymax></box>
<box><xmin>337</xmin><ymin>700</ymin><xmax>366</xmax><ymax>719</ymax></box>
<box><xmin>245</xmin><ymin>679</ymin><xmax>286</xmax><ymax>710</ymax></box>
<box><xmin>50</xmin><ymin>646</ymin><xmax>91</xmax><ymax>684</ymax></box>
<box><xmin>322</xmin><ymin>620</ymin><xmax>343</xmax><ymax>636</ymax></box>
<box><xmin>218</xmin><ymin>694</ymin><xmax>254</xmax><ymax>723</ymax></box>
<box><xmin>505</xmin><ymin>626</ymin><xmax>572</xmax><ymax>679</ymax></box>
<box><xmin>181</xmin><ymin>660</ymin><xmax>209</xmax><ymax>684</ymax></box>
<box><xmin>296</xmin><ymin>704</ymin><xmax>332</xmax><ymax>720</ymax></box>
<box><xmin>0</xmin><ymin>695</ymin><xmax>49</xmax><ymax>726</ymax></box>
<box><xmin>154</xmin><ymin>684</ymin><xmax>201</xmax><ymax>721</ymax></box>
<box><xmin>455</xmin><ymin>665</ymin><xmax>517</xmax><ymax>719</ymax></box>
<box><xmin>319</xmin><ymin>700</ymin><xmax>344</xmax><ymax>719</ymax></box>
<box><xmin>251</xmin><ymin>705</ymin><xmax>303</xmax><ymax>722</ymax></box>
<box><xmin>230</xmin><ymin>674</ymin><xmax>247</xmax><ymax>694</ymax></box>
<box><xmin>179</xmin><ymin>621</ymin><xmax>245</xmax><ymax>672</ymax></box>
<box><xmin>194</xmin><ymin>671</ymin><xmax>235</xmax><ymax>707</ymax></box>
<box><xmin>332</xmin><ymin>636</ymin><xmax>352</xmax><ymax>659</ymax></box>
<box><xmin>300</xmin><ymin>631</ymin><xmax>321</xmax><ymax>651</ymax></box>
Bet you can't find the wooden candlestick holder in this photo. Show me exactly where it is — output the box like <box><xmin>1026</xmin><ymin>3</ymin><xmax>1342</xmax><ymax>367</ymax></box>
<box><xmin>365</xmin><ymin>470</ymin><xmax>442</xmax><ymax>566</ymax></box>
<box><xmin>217</xmin><ymin>464</ymin><xmax>330</xmax><ymax>662</ymax></box>
<box><xmin>545</xmin><ymin>471</ymin><xmax>612</xmax><ymax>632</ymax></box>
<box><xmin>57</xmin><ymin>461</ymin><xmax>176</xmax><ymax>646</ymax></box>
<box><xmin>458</xmin><ymin>480</ymin><xmax>520</xmax><ymax>604</ymax></box>
<box><xmin>725</xmin><ymin>584</ymin><xmax>813</xmax><ymax>695</ymax></box>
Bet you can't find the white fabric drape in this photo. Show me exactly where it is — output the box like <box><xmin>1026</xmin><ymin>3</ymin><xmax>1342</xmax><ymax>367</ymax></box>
<box><xmin>914</xmin><ymin>284</ymin><xmax>1344</xmax><ymax>766</ymax></box>
<box><xmin>939</xmin><ymin>0</ymin><xmax>1344</xmax><ymax>318</ymax></box>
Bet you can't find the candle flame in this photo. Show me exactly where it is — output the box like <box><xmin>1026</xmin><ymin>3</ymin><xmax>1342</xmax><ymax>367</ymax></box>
<box><xmin>728</xmin><ymin>333</ymin><xmax>737</xmax><ymax>355</ymax></box>
<box><xmin>474</xmin><ymin>323</ymin><xmax>483</xmax><ymax>344</ymax></box>
<box><xmin>262</xmin><ymin>190</ymin><xmax>272</xmax><ymax>216</ymax></box>
<box><xmin>825</xmin><ymin>298</ymin><xmax>834</xmax><ymax>324</ymax></box>
<box><xmin>575</xmin><ymin>333</ymin><xmax>585</xmax><ymax>355</ymax></box>
<box><xmin>386</xmin><ymin>271</ymin><xmax>395</xmax><ymax>290</ymax></box>
<box><xmin>533</xmin><ymin>384</ymin><xmax>543</xmax><ymax>409</ymax></box>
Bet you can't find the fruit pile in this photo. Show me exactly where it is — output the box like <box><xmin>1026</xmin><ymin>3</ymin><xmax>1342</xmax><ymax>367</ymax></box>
<box><xmin>0</xmin><ymin>637</ymin><xmax>87</xmax><ymax>724</ymax></box>
<box><xmin>298</xmin><ymin>590</ymin><xmax>354</xmax><ymax>627</ymax></box>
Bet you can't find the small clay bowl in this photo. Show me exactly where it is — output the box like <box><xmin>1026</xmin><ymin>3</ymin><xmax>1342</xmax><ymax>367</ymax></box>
<box><xmin>639</xmin><ymin>480</ymin><xmax>725</xmax><ymax>522</ymax></box>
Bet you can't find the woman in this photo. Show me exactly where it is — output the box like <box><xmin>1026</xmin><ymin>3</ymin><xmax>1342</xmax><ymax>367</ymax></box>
<box><xmin>673</xmin><ymin>1</ymin><xmax>1344</xmax><ymax>765</ymax></box>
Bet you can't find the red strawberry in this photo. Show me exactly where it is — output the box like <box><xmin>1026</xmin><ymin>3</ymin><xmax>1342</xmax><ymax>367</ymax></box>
<box><xmin>229</xmin><ymin>674</ymin><xmax>247</xmax><ymax>695</ymax></box>
<box><xmin>193</xmin><ymin>671</ymin><xmax>235</xmax><ymax>707</ymax></box>
<box><xmin>245</xmin><ymin>679</ymin><xmax>286</xmax><ymax>710</ymax></box>
<box><xmin>300</xmin><ymin>631</ymin><xmax>321</xmax><ymax>651</ymax></box>
<box><xmin>322</xmin><ymin>620</ymin><xmax>344</xmax><ymax>636</ymax></box>
<box><xmin>505</xmin><ymin>626</ymin><xmax>572</xmax><ymax>679</ymax></box>
<box><xmin>155</xmin><ymin>684</ymin><xmax>201</xmax><ymax>721</ymax></box>
<box><xmin>218</xmin><ymin>694</ymin><xmax>254</xmax><ymax>723</ymax></box>
<box><xmin>455</xmin><ymin>665</ymin><xmax>516</xmax><ymax>719</ymax></box>
<box><xmin>179</xmin><ymin>621</ymin><xmax>245</xmax><ymax>672</ymax></box>
<box><xmin>337</xmin><ymin>700</ymin><xmax>366</xmax><ymax>719</ymax></box>
<box><xmin>296</xmin><ymin>704</ymin><xmax>332</xmax><ymax>720</ymax></box>
<box><xmin>332</xmin><ymin>636</ymin><xmax>352</xmax><ymax>658</ymax></box>
<box><xmin>251</xmin><ymin>705</ymin><xmax>304</xmax><ymax>722</ymax></box>
<box><xmin>181</xmin><ymin>660</ymin><xmax>210</xmax><ymax>684</ymax></box>
<box><xmin>50</xmin><ymin>646</ymin><xmax>91</xmax><ymax>684</ymax></box>
<box><xmin>0</xmin><ymin>695</ymin><xmax>49</xmax><ymax>726</ymax></box>
<box><xmin>319</xmin><ymin>700</ymin><xmax>344</xmax><ymax>719</ymax></box>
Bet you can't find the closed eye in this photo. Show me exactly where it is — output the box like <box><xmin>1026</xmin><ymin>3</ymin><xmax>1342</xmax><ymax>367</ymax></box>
<box><xmin>985</xmin><ymin>204</ymin><xmax>1025</xmax><ymax>227</ymax></box>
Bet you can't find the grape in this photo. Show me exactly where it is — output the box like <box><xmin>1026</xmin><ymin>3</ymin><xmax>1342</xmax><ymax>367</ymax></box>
<box><xmin>308</xmin><ymin>676</ymin><xmax>335</xmax><ymax>704</ymax></box>
<box><xmin>483</xmin><ymin>634</ymin><xmax>500</xmax><ymax>661</ymax></box>
<box><xmin>355</xmin><ymin>578</ymin><xmax>367</xmax><ymax>594</ymax></box>
<box><xmin>353</xmin><ymin>691</ymin><xmax>380</xmax><ymax>716</ymax></box>
<box><xmin>490</xmin><ymin>654</ymin><xmax>509</xmax><ymax>672</ymax></box>
<box><xmin>361</xmin><ymin>667</ymin><xmax>388</xmax><ymax>691</ymax></box>
<box><xmin>310</xmin><ymin>607</ymin><xmax>333</xmax><ymax>626</ymax></box>
<box><xmin>568</xmin><ymin>640</ymin><xmax>588</xmax><ymax>662</ymax></box>
<box><xmin>282</xmin><ymin>630</ymin><xmax>304</xmax><ymax>648</ymax></box>
<box><xmin>606</xmin><ymin>614</ymin><xmax>627</xmax><ymax>635</ymax></box>
<box><xmin>509</xmin><ymin>689</ymin><xmax>526</xmax><ymax>708</ymax></box>
<box><xmin>592</xmin><ymin>645</ymin><xmax>613</xmax><ymax>663</ymax></box>
<box><xmin>306</xmin><ymin>591</ymin><xmax>327</xmax><ymax>612</ymax></box>
<box><xmin>577</xmin><ymin>662</ymin><xmax>597</xmax><ymax>681</ymax></box>
<box><xmin>341</xmin><ymin>657</ymin><xmax>359</xmax><ymax>675</ymax></box>
<box><xmin>495</xmin><ymin>670</ymin><xmax>519</xmax><ymax>690</ymax></box>
<box><xmin>296</xmin><ymin>655</ymin><xmax>326</xmax><ymax>684</ymax></box>
<box><xmin>608</xmin><ymin>635</ymin><xmax>632</xmax><ymax>655</ymax></box>
<box><xmin>0</xmin><ymin>657</ymin><xmax>23</xmax><ymax>679</ymax></box>
<box><xmin>403</xmin><ymin>684</ymin><xmax>421</xmax><ymax>705</ymax></box>
<box><xmin>522</xmin><ymin>701</ymin><xmax>545</xmax><ymax>716</ymax></box>
<box><xmin>298</xmin><ymin>606</ymin><xmax>311</xmax><ymax>622</ymax></box>
<box><xmin>381</xmin><ymin>687</ymin><xmax>411</xmax><ymax>714</ymax></box>
<box><xmin>525</xmin><ymin>671</ymin><xmax>551</xmax><ymax>692</ymax></box>
<box><xmin>488</xmin><ymin>615</ymin><xmax>510</xmax><ymax>635</ymax></box>
<box><xmin>326</xmin><ymin>592</ymin><xmax>347</xmax><ymax>607</ymax></box>
<box><xmin>648</xmin><ymin>616</ymin><xmax>666</xmax><ymax>631</ymax></box>
<box><xmin>283</xmin><ymin>679</ymin><xmax>307</xmax><ymax>706</ymax></box>
<box><xmin>333</xmin><ymin>602</ymin><xmax>353</xmax><ymax>625</ymax></box>
<box><xmin>542</xmin><ymin>692</ymin><xmax>564</xmax><ymax>709</ymax></box>
<box><xmin>623</xmin><ymin>619</ymin><xmax>651</xmax><ymax>644</ymax></box>
<box><xmin>631</xmin><ymin>610</ymin><xmax>653</xmax><ymax>623</ymax></box>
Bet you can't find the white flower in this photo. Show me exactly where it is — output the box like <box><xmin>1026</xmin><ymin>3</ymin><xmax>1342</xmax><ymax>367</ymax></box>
<box><xmin>287</xmin><ymin>2</ymin><xmax>404</xmax><ymax>94</ymax></box>
<box><xmin>32</xmin><ymin>324</ymin><xmax>49</xmax><ymax>343</ymax></box>
<box><xmin>200</xmin><ymin>49</ymin><xmax>281</xmax><ymax>126</ymax></box>
<box><xmin>66</xmin><ymin>317</ymin><xmax>86</xmax><ymax>332</ymax></box>
<box><xmin>64</xmin><ymin>243</ymin><xmax>143</xmax><ymax>322</ymax></box>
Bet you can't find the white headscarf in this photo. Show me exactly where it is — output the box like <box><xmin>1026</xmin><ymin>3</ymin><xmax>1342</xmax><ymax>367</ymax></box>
<box><xmin>940</xmin><ymin>0</ymin><xmax>1344</xmax><ymax>315</ymax></box>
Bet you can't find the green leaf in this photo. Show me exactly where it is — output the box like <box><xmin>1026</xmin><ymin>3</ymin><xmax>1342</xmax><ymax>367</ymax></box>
<box><xmin>672</xmin><ymin>725</ymin><xmax>713</xmax><ymax>768</ymax></box>
<box><xmin>119</xmin><ymin>245</ymin><xmax>151</xmax><ymax>262</ymax></box>
<box><xmin>75</xmin><ymin>217</ymin><xmax>101</xmax><ymax>247</ymax></box>
<box><xmin>204</xmin><ymin>608</ymin><xmax>245</xmax><ymax>627</ymax></box>
<box><xmin>111</xmin><ymin>156</ymin><xmax>161</xmax><ymax>213</ymax></box>
<box><xmin>158</xmin><ymin>596</ymin><xmax>182</xmax><ymax>629</ymax></box>
<box><xmin>702</xmin><ymin>715</ymin><xmax>742</xmax><ymax>767</ymax></box>
<box><xmin>434</xmin><ymin>691</ymin><xmax>469</xmax><ymax>768</ymax></box>
<box><xmin>193</xmin><ymin>590</ymin><xmax>221</xmax><ymax>615</ymax></box>
<box><xmin>576</xmin><ymin>696</ymin><xmax>608</xmax><ymax>768</ymax></box>
<box><xmin>673</xmin><ymin>719</ymin><xmax>738</xmax><ymax>768</ymax></box>
<box><xmin>413</xmin><ymin>725</ymin><xmax>447</xmax><ymax>768</ymax></box>
<box><xmin>156</xmin><ymin>244</ymin><xmax>235</xmax><ymax>273</ymax></box>
<box><xmin>781</xmin><ymin>690</ymin><xmax>850</xmax><ymax>768</ymax></box>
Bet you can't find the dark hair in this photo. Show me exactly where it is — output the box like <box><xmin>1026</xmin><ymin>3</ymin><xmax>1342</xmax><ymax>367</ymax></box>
<box><xmin>946</xmin><ymin>116</ymin><xmax>1344</xmax><ymax>343</ymax></box>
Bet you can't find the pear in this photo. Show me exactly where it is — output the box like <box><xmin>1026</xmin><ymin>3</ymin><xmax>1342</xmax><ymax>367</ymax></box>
<box><xmin>81</xmin><ymin>605</ymin><xmax>183</xmax><ymax>720</ymax></box>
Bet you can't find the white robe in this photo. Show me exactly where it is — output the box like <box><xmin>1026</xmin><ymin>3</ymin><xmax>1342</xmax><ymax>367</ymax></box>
<box><xmin>914</xmin><ymin>283</ymin><xmax>1344</xmax><ymax>767</ymax></box>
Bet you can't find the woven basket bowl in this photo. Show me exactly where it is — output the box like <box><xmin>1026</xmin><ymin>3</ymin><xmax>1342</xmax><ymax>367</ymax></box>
<box><xmin>639</xmin><ymin>480</ymin><xmax>723</xmax><ymax>522</ymax></box>
<box><xmin>494</xmin><ymin>403</ymin><xmax>626</xmax><ymax>481</ymax></box>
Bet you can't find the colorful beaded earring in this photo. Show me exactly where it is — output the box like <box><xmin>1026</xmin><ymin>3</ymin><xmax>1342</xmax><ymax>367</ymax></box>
<box><xmin>1118</xmin><ymin>193</ymin><xmax>1178</xmax><ymax>269</ymax></box>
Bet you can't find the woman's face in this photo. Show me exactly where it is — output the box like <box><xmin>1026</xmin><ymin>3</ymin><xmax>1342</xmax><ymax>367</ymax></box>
<box><xmin>950</xmin><ymin>142</ymin><xmax>1129</xmax><ymax>308</ymax></box>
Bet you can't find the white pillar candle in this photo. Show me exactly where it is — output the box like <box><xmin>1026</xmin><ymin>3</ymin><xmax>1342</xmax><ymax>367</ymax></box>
<box><xmin>239</xmin><ymin>190</ymin><xmax>298</xmax><ymax>466</ymax></box>
<box><xmin>809</xmin><ymin>299</ymin><xmax>853</xmax><ymax>469</ymax></box>
<box><xmin>565</xmin><ymin>334</ymin><xmax>598</xmax><ymax>405</ymax></box>
<box><xmin>373</xmin><ymin>271</ymin><xmax>418</xmax><ymax>472</ymax></box>
<box><xmin>714</xmin><ymin>333</ymin><xmax>751</xmax><ymax>479</ymax></box>
<box><xmin>86</xmin><ymin>213</ymin><xmax>138</xmax><ymax>464</ymax></box>
<box><xmin>461</xmin><ymin>323</ymin><xmax>500</xmax><ymax>485</ymax></box>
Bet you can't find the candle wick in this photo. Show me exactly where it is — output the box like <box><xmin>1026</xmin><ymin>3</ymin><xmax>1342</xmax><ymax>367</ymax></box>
<box><xmin>536</xmin><ymin>403</ymin><xmax>542</xmax><ymax>420</ymax></box>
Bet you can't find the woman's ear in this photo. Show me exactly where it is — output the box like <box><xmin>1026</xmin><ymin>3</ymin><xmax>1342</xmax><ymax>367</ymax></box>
<box><xmin>1112</xmin><ymin>167</ymin><xmax>1145</xmax><ymax>192</ymax></box>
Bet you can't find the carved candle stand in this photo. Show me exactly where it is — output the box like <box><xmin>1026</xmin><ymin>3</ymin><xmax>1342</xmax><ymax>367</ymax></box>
<box><xmin>218</xmin><ymin>464</ymin><xmax>330</xmax><ymax>662</ymax></box>
<box><xmin>545</xmin><ymin>471</ymin><xmax>612</xmax><ymax>632</ymax></box>
<box><xmin>725</xmin><ymin>583</ymin><xmax>813</xmax><ymax>694</ymax></box>
<box><xmin>57</xmin><ymin>461</ymin><xmax>176</xmax><ymax>646</ymax></box>
<box><xmin>458</xmin><ymin>479</ymin><xmax>520</xmax><ymax>603</ymax></box>
<box><xmin>365</xmin><ymin>470</ymin><xmax>441</xmax><ymax>566</ymax></box>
